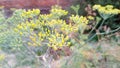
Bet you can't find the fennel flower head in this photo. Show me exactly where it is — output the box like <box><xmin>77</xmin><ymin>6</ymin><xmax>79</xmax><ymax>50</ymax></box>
<box><xmin>93</xmin><ymin>4</ymin><xmax>120</xmax><ymax>15</ymax></box>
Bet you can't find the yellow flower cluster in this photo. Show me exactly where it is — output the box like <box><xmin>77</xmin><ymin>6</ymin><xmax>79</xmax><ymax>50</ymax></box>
<box><xmin>69</xmin><ymin>15</ymin><xmax>89</xmax><ymax>33</ymax></box>
<box><xmin>38</xmin><ymin>28</ymin><xmax>51</xmax><ymax>40</ymax></box>
<box><xmin>70</xmin><ymin>15</ymin><xmax>88</xmax><ymax>24</ymax></box>
<box><xmin>39</xmin><ymin>6</ymin><xmax>68</xmax><ymax>21</ymax></box>
<box><xmin>39</xmin><ymin>14</ymin><xmax>53</xmax><ymax>21</ymax></box>
<box><xmin>21</xmin><ymin>9</ymin><xmax>40</xmax><ymax>18</ymax></box>
<box><xmin>14</xmin><ymin>21</ymin><xmax>38</xmax><ymax>35</ymax></box>
<box><xmin>93</xmin><ymin>4</ymin><xmax>120</xmax><ymax>14</ymax></box>
<box><xmin>48</xmin><ymin>32</ymin><xmax>70</xmax><ymax>50</ymax></box>
<box><xmin>87</xmin><ymin>16</ymin><xmax>94</xmax><ymax>20</ymax></box>
<box><xmin>47</xmin><ymin>19</ymin><xmax>78</xmax><ymax>34</ymax></box>
<box><xmin>46</xmin><ymin>15</ymin><xmax>88</xmax><ymax>34</ymax></box>
<box><xmin>61</xmin><ymin>23</ymin><xmax>78</xmax><ymax>34</ymax></box>
<box><xmin>28</xmin><ymin>33</ymin><xmax>39</xmax><ymax>46</ymax></box>
<box><xmin>47</xmin><ymin>19</ymin><xmax>64</xmax><ymax>27</ymax></box>
<box><xmin>50</xmin><ymin>5</ymin><xmax>68</xmax><ymax>16</ymax></box>
<box><xmin>13</xmin><ymin>5</ymin><xmax>89</xmax><ymax>50</ymax></box>
<box><xmin>28</xmin><ymin>28</ymin><xmax>51</xmax><ymax>46</ymax></box>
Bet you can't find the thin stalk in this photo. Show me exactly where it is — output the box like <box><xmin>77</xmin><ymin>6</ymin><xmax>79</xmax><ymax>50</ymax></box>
<box><xmin>88</xmin><ymin>22</ymin><xmax>99</xmax><ymax>35</ymax></box>
<box><xmin>76</xmin><ymin>34</ymin><xmax>95</xmax><ymax>48</ymax></box>
<box><xmin>71</xmin><ymin>26</ymin><xmax>120</xmax><ymax>49</ymax></box>
<box><xmin>98</xmin><ymin>19</ymin><xmax>106</xmax><ymax>30</ymax></box>
<box><xmin>96</xmin><ymin>26</ymin><xmax>120</xmax><ymax>35</ymax></box>
<box><xmin>87</xmin><ymin>19</ymin><xmax>106</xmax><ymax>42</ymax></box>
<box><xmin>22</xmin><ymin>45</ymin><xmax>41</xmax><ymax>67</ymax></box>
<box><xmin>64</xmin><ymin>25</ymin><xmax>118</xmax><ymax>66</ymax></box>
<box><xmin>66</xmin><ymin>26</ymin><xmax>120</xmax><ymax>67</ymax></box>
<box><xmin>23</xmin><ymin>45</ymin><xmax>37</xmax><ymax>58</ymax></box>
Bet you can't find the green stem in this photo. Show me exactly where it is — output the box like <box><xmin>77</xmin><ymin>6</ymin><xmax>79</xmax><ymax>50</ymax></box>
<box><xmin>88</xmin><ymin>21</ymin><xmax>99</xmax><ymax>35</ymax></box>
<box><xmin>65</xmin><ymin>27</ymin><xmax>120</xmax><ymax>66</ymax></box>
<box><xmin>96</xmin><ymin>27</ymin><xmax>120</xmax><ymax>35</ymax></box>
<box><xmin>87</xmin><ymin>26</ymin><xmax>120</xmax><ymax>41</ymax></box>
<box><xmin>98</xmin><ymin>19</ymin><xmax>106</xmax><ymax>30</ymax></box>
<box><xmin>23</xmin><ymin>44</ymin><xmax>37</xmax><ymax>58</ymax></box>
<box><xmin>86</xmin><ymin>34</ymin><xmax>97</xmax><ymax>42</ymax></box>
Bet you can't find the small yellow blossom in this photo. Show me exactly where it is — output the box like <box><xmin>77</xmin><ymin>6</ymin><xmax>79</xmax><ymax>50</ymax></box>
<box><xmin>106</xmin><ymin>5</ymin><xmax>113</xmax><ymax>9</ymax></box>
<box><xmin>0</xmin><ymin>54</ymin><xmax>5</xmax><ymax>61</ymax></box>
<box><xmin>14</xmin><ymin>28</ymin><xmax>19</xmax><ymax>32</ymax></box>
<box><xmin>50</xmin><ymin>5</ymin><xmax>68</xmax><ymax>16</ymax></box>
<box><xmin>33</xmin><ymin>43</ymin><xmax>37</xmax><ymax>46</ymax></box>
<box><xmin>19</xmin><ymin>32</ymin><xmax>23</xmax><ymax>35</ymax></box>
<box><xmin>93</xmin><ymin>4</ymin><xmax>101</xmax><ymax>10</ymax></box>
<box><xmin>28</xmin><ymin>42</ymin><xmax>32</xmax><ymax>46</ymax></box>
<box><xmin>48</xmin><ymin>32</ymin><xmax>69</xmax><ymax>50</ymax></box>
<box><xmin>70</xmin><ymin>15</ymin><xmax>88</xmax><ymax>24</ymax></box>
<box><xmin>21</xmin><ymin>9</ymin><xmax>40</xmax><ymax>18</ymax></box>
<box><xmin>87</xmin><ymin>16</ymin><xmax>94</xmax><ymax>20</ymax></box>
<box><xmin>17</xmin><ymin>25</ymin><xmax>23</xmax><ymax>29</ymax></box>
<box><xmin>32</xmin><ymin>9</ymin><xmax>40</xmax><ymax>15</ymax></box>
